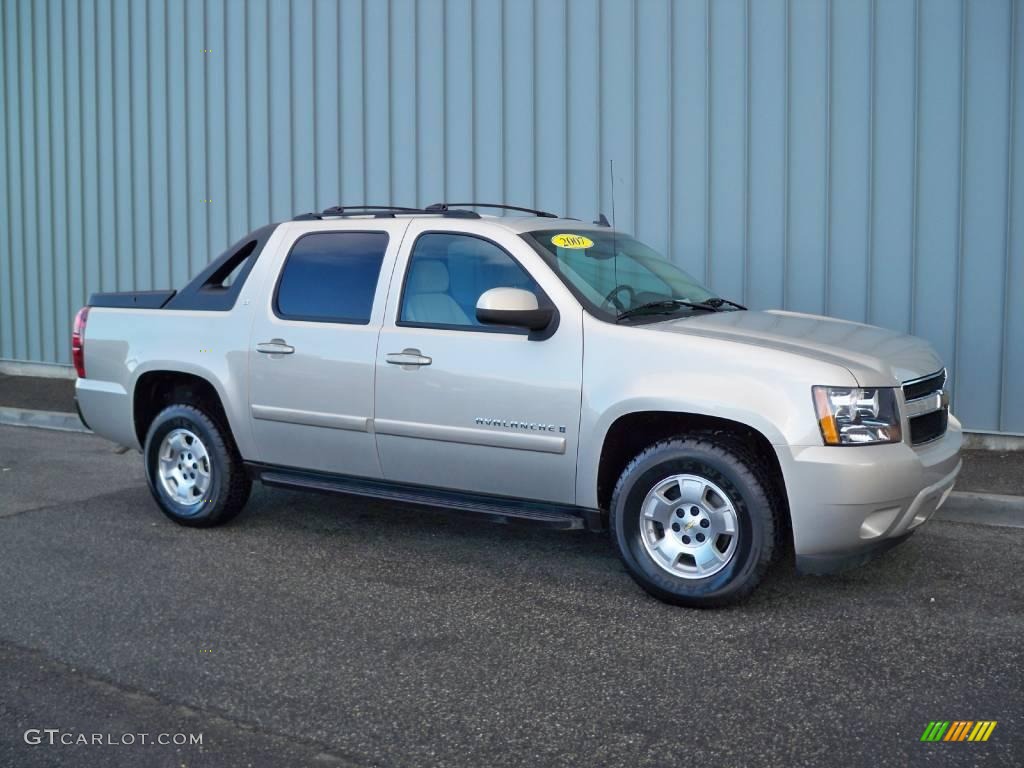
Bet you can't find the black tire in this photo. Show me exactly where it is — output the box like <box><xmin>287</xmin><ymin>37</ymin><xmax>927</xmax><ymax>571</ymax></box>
<box><xmin>143</xmin><ymin>403</ymin><xmax>251</xmax><ymax>527</ymax></box>
<box><xmin>609</xmin><ymin>436</ymin><xmax>779</xmax><ymax>607</ymax></box>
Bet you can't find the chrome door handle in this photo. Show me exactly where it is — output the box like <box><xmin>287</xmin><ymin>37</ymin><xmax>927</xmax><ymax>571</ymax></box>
<box><xmin>256</xmin><ymin>339</ymin><xmax>295</xmax><ymax>355</ymax></box>
<box><xmin>385</xmin><ymin>348</ymin><xmax>432</xmax><ymax>367</ymax></box>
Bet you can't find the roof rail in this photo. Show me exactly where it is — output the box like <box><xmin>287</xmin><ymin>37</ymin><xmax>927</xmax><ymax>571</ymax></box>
<box><xmin>293</xmin><ymin>204</ymin><xmax>481</xmax><ymax>221</ymax></box>
<box><xmin>426</xmin><ymin>202</ymin><xmax>560</xmax><ymax>218</ymax></box>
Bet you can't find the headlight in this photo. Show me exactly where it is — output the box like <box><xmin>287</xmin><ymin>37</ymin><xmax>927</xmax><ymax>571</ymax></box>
<box><xmin>812</xmin><ymin>386</ymin><xmax>901</xmax><ymax>445</ymax></box>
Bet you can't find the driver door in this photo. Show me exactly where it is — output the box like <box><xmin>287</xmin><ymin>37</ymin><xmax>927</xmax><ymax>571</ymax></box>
<box><xmin>373</xmin><ymin>221</ymin><xmax>584</xmax><ymax>504</ymax></box>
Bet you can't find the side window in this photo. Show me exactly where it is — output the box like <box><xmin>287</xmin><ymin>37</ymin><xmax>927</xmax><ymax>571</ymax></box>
<box><xmin>399</xmin><ymin>233</ymin><xmax>540</xmax><ymax>329</ymax></box>
<box><xmin>275</xmin><ymin>231</ymin><xmax>388</xmax><ymax>324</ymax></box>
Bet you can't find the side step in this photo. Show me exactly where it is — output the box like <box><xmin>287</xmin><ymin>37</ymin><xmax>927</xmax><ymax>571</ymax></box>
<box><xmin>251</xmin><ymin>465</ymin><xmax>603</xmax><ymax>531</ymax></box>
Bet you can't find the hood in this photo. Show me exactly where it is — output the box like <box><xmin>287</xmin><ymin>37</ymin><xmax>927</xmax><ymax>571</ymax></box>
<box><xmin>653</xmin><ymin>309</ymin><xmax>943</xmax><ymax>386</ymax></box>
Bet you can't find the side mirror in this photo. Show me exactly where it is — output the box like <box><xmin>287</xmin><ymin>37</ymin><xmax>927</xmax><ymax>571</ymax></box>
<box><xmin>476</xmin><ymin>287</ymin><xmax>554</xmax><ymax>332</ymax></box>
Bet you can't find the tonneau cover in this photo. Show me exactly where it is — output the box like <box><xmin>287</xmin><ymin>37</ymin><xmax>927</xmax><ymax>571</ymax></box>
<box><xmin>87</xmin><ymin>290</ymin><xmax>177</xmax><ymax>309</ymax></box>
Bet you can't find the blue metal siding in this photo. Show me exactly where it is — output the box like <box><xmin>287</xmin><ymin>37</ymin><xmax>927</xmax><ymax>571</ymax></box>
<box><xmin>0</xmin><ymin>0</ymin><xmax>1021</xmax><ymax>434</ymax></box>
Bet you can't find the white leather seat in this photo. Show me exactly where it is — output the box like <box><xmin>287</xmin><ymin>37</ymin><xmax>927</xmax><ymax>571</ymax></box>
<box><xmin>403</xmin><ymin>260</ymin><xmax>471</xmax><ymax>325</ymax></box>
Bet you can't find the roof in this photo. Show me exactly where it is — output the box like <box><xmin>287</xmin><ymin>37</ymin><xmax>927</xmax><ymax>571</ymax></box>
<box><xmin>290</xmin><ymin>204</ymin><xmax>614</xmax><ymax>235</ymax></box>
<box><xmin>485</xmin><ymin>215</ymin><xmax>608</xmax><ymax>234</ymax></box>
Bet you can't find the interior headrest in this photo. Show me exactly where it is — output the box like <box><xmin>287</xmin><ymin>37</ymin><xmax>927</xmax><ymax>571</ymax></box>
<box><xmin>407</xmin><ymin>260</ymin><xmax>450</xmax><ymax>293</ymax></box>
<box><xmin>446</xmin><ymin>239</ymin><xmax>481</xmax><ymax>261</ymax></box>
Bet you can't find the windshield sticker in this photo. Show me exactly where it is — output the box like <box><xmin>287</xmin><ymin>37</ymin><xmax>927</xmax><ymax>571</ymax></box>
<box><xmin>551</xmin><ymin>233</ymin><xmax>594</xmax><ymax>249</ymax></box>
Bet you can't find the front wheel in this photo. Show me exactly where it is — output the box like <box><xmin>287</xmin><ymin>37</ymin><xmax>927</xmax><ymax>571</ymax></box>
<box><xmin>143</xmin><ymin>404</ymin><xmax>251</xmax><ymax>527</ymax></box>
<box><xmin>609</xmin><ymin>436</ymin><xmax>779</xmax><ymax>607</ymax></box>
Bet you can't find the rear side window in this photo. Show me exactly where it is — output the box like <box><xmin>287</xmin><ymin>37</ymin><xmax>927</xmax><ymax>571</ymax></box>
<box><xmin>275</xmin><ymin>232</ymin><xmax>389</xmax><ymax>324</ymax></box>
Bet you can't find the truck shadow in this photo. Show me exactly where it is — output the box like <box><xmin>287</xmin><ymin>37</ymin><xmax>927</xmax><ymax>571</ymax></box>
<box><xmin>221</xmin><ymin>483</ymin><xmax>960</xmax><ymax>614</ymax></box>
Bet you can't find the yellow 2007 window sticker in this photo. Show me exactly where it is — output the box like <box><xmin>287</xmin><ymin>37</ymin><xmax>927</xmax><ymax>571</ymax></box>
<box><xmin>551</xmin><ymin>233</ymin><xmax>594</xmax><ymax>249</ymax></box>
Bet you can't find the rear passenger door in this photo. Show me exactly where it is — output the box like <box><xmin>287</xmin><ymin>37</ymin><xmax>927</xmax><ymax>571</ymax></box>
<box><xmin>247</xmin><ymin>221</ymin><xmax>408</xmax><ymax>477</ymax></box>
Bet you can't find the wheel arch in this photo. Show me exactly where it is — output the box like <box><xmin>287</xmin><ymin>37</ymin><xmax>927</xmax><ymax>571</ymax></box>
<box><xmin>591</xmin><ymin>409</ymin><xmax>792</xmax><ymax>556</ymax></box>
<box><xmin>132</xmin><ymin>368</ymin><xmax>237</xmax><ymax>450</ymax></box>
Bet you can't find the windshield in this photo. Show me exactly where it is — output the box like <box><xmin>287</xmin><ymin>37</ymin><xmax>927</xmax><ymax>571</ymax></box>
<box><xmin>522</xmin><ymin>229</ymin><xmax>719</xmax><ymax>323</ymax></box>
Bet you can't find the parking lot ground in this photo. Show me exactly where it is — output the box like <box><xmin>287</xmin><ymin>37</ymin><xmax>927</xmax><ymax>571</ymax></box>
<box><xmin>0</xmin><ymin>424</ymin><xmax>1021</xmax><ymax>767</ymax></box>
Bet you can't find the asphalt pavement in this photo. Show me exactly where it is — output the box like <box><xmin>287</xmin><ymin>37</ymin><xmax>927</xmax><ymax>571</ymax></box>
<box><xmin>0</xmin><ymin>424</ymin><xmax>1021</xmax><ymax>767</ymax></box>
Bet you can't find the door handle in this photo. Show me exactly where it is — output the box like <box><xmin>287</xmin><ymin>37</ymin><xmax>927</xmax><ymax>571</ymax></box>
<box><xmin>385</xmin><ymin>348</ymin><xmax>432</xmax><ymax>367</ymax></box>
<box><xmin>256</xmin><ymin>339</ymin><xmax>295</xmax><ymax>355</ymax></box>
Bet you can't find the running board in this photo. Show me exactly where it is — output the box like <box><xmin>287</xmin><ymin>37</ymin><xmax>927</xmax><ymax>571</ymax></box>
<box><xmin>250</xmin><ymin>464</ymin><xmax>603</xmax><ymax>531</ymax></box>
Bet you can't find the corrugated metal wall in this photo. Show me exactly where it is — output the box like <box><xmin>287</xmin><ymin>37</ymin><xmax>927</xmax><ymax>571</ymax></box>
<box><xmin>1</xmin><ymin>0</ymin><xmax>1022</xmax><ymax>433</ymax></box>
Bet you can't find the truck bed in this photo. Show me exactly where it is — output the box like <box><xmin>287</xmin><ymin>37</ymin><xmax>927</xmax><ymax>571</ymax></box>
<box><xmin>86</xmin><ymin>223</ymin><xmax>276</xmax><ymax>313</ymax></box>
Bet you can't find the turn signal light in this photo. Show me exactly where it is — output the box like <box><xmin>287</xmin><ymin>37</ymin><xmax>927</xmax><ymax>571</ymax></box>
<box><xmin>813</xmin><ymin>387</ymin><xmax>841</xmax><ymax>444</ymax></box>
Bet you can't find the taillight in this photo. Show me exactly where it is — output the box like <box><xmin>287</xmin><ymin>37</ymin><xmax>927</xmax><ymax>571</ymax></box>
<box><xmin>72</xmin><ymin>307</ymin><xmax>89</xmax><ymax>378</ymax></box>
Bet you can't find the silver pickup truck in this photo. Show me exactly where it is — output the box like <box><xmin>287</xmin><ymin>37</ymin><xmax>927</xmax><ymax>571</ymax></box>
<box><xmin>74</xmin><ymin>203</ymin><xmax>962</xmax><ymax>607</ymax></box>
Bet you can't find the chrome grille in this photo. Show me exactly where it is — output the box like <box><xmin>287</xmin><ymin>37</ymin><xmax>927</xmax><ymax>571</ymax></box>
<box><xmin>902</xmin><ymin>369</ymin><xmax>948</xmax><ymax>445</ymax></box>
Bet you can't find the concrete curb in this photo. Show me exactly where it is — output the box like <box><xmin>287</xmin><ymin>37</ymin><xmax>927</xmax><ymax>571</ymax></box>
<box><xmin>0</xmin><ymin>407</ymin><xmax>90</xmax><ymax>433</ymax></box>
<box><xmin>963</xmin><ymin>432</ymin><xmax>1024</xmax><ymax>452</ymax></box>
<box><xmin>0</xmin><ymin>360</ymin><xmax>76</xmax><ymax>379</ymax></box>
<box><xmin>936</xmin><ymin>491</ymin><xmax>1024</xmax><ymax>529</ymax></box>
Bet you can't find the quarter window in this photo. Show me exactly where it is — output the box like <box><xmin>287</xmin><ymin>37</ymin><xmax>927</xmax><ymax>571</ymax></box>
<box><xmin>399</xmin><ymin>233</ymin><xmax>541</xmax><ymax>329</ymax></box>
<box><xmin>275</xmin><ymin>232</ymin><xmax>388</xmax><ymax>324</ymax></box>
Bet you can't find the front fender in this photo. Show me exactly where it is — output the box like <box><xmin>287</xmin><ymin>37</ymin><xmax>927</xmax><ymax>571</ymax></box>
<box><xmin>576</xmin><ymin>393</ymin><xmax>795</xmax><ymax>510</ymax></box>
<box><xmin>576</xmin><ymin>316</ymin><xmax>857</xmax><ymax>509</ymax></box>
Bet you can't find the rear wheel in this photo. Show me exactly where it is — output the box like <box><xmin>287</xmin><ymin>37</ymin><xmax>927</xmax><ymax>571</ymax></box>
<box><xmin>609</xmin><ymin>436</ymin><xmax>779</xmax><ymax>607</ymax></box>
<box><xmin>143</xmin><ymin>404</ymin><xmax>251</xmax><ymax>527</ymax></box>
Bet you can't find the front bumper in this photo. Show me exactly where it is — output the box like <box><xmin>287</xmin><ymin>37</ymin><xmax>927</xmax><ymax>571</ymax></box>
<box><xmin>780</xmin><ymin>413</ymin><xmax>963</xmax><ymax>575</ymax></box>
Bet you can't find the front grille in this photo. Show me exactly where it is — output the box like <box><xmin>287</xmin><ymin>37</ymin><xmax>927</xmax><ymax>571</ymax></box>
<box><xmin>903</xmin><ymin>369</ymin><xmax>946</xmax><ymax>401</ymax></box>
<box><xmin>903</xmin><ymin>369</ymin><xmax>948</xmax><ymax>445</ymax></box>
<box><xmin>909</xmin><ymin>408</ymin><xmax>948</xmax><ymax>444</ymax></box>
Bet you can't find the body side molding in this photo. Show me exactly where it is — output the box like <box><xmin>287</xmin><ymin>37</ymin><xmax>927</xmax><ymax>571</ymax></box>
<box><xmin>251</xmin><ymin>404</ymin><xmax>370</xmax><ymax>432</ymax></box>
<box><xmin>373</xmin><ymin>418</ymin><xmax>567</xmax><ymax>454</ymax></box>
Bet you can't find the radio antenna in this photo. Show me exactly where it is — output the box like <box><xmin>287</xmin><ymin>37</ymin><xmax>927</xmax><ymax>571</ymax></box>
<box><xmin>610</xmin><ymin>159</ymin><xmax>619</xmax><ymax>307</ymax></box>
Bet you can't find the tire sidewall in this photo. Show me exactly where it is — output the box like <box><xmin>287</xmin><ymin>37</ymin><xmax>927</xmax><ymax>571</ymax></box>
<box><xmin>144</xmin><ymin>406</ymin><xmax>228</xmax><ymax>524</ymax></box>
<box><xmin>612</xmin><ymin>441</ymin><xmax>772</xmax><ymax>605</ymax></box>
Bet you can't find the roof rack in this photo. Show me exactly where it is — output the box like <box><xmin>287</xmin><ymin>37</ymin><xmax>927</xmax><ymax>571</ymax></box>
<box><xmin>425</xmin><ymin>202</ymin><xmax>560</xmax><ymax>218</ymax></box>
<box><xmin>293</xmin><ymin>204</ymin><xmax>481</xmax><ymax>221</ymax></box>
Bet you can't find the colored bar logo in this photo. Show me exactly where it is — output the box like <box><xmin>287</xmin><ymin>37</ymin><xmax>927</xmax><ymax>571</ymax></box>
<box><xmin>920</xmin><ymin>721</ymin><xmax>997</xmax><ymax>742</ymax></box>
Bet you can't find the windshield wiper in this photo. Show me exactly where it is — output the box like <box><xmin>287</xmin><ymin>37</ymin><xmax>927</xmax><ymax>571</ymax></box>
<box><xmin>697</xmin><ymin>296</ymin><xmax>747</xmax><ymax>311</ymax></box>
<box><xmin>616</xmin><ymin>299</ymin><xmax>717</xmax><ymax>324</ymax></box>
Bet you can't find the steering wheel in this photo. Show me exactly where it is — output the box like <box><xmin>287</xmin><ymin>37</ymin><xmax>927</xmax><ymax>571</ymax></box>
<box><xmin>602</xmin><ymin>284</ymin><xmax>636</xmax><ymax>312</ymax></box>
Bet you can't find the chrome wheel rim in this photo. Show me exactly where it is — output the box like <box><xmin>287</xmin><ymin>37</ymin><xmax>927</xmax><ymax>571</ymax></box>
<box><xmin>157</xmin><ymin>428</ymin><xmax>211</xmax><ymax>506</ymax></box>
<box><xmin>639</xmin><ymin>474</ymin><xmax>739</xmax><ymax>579</ymax></box>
